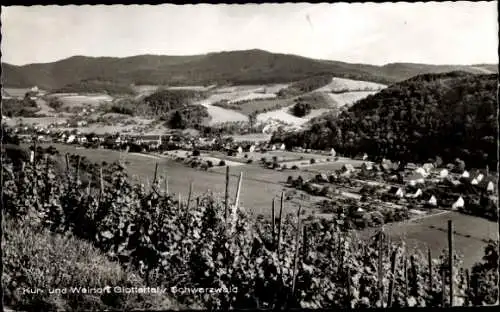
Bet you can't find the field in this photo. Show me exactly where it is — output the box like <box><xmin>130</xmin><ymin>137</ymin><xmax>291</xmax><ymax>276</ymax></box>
<box><xmin>34</xmin><ymin>143</ymin><xmax>308</xmax><ymax>216</ymax></box>
<box><xmin>198</xmin><ymin>100</ymin><xmax>249</xmax><ymax>124</ymax></box>
<box><xmin>362</xmin><ymin>211</ymin><xmax>498</xmax><ymax>269</ymax></box>
<box><xmin>32</xmin><ymin>142</ymin><xmax>498</xmax><ymax>271</ymax></box>
<box><xmin>194</xmin><ymin>84</ymin><xmax>290</xmax><ymax>124</ymax></box>
<box><xmin>47</xmin><ymin>93</ymin><xmax>114</xmax><ymax>107</ymax></box>
<box><xmin>314</xmin><ymin>77</ymin><xmax>387</xmax><ymax>93</ymax></box>
<box><xmin>228</xmin><ymin>133</ymin><xmax>272</xmax><ymax>142</ymax></box>
<box><xmin>325</xmin><ymin>91</ymin><xmax>380</xmax><ymax>108</ymax></box>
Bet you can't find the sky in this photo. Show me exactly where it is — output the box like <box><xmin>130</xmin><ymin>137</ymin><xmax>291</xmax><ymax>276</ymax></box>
<box><xmin>1</xmin><ymin>2</ymin><xmax>498</xmax><ymax>66</ymax></box>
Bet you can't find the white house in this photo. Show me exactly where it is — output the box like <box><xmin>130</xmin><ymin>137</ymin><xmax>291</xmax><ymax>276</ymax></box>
<box><xmin>361</xmin><ymin>162</ymin><xmax>373</xmax><ymax>172</ymax></box>
<box><xmin>487</xmin><ymin>181</ymin><xmax>495</xmax><ymax>193</ymax></box>
<box><xmin>249</xmin><ymin>145</ymin><xmax>256</xmax><ymax>153</ymax></box>
<box><xmin>461</xmin><ymin>171</ymin><xmax>470</xmax><ymax>178</ymax></box>
<box><xmin>439</xmin><ymin>169</ymin><xmax>449</xmax><ymax>179</ymax></box>
<box><xmin>475</xmin><ymin>174</ymin><xmax>484</xmax><ymax>183</ymax></box>
<box><xmin>415</xmin><ymin>167</ymin><xmax>429</xmax><ymax>178</ymax></box>
<box><xmin>362</xmin><ymin>153</ymin><xmax>368</xmax><ymax>161</ymax></box>
<box><xmin>428</xmin><ymin>195</ymin><xmax>437</xmax><ymax>206</ymax></box>
<box><xmin>388</xmin><ymin>186</ymin><xmax>404</xmax><ymax>198</ymax></box>
<box><xmin>330</xmin><ymin>148</ymin><xmax>336</xmax><ymax>157</ymax></box>
<box><xmin>280</xmin><ymin>143</ymin><xmax>286</xmax><ymax>151</ymax></box>
<box><xmin>452</xmin><ymin>196</ymin><xmax>465</xmax><ymax>210</ymax></box>
<box><xmin>406</xmin><ymin>188</ymin><xmax>423</xmax><ymax>198</ymax></box>
<box><xmin>271</xmin><ymin>144</ymin><xmax>277</xmax><ymax>151</ymax></box>
<box><xmin>67</xmin><ymin>135</ymin><xmax>76</xmax><ymax>144</ymax></box>
<box><xmin>408</xmin><ymin>172</ymin><xmax>425</xmax><ymax>186</ymax></box>
<box><xmin>237</xmin><ymin>146</ymin><xmax>243</xmax><ymax>154</ymax></box>
<box><xmin>423</xmin><ymin>163</ymin><xmax>434</xmax><ymax>173</ymax></box>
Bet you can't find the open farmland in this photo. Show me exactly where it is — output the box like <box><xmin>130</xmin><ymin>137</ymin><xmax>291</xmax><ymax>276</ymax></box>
<box><xmin>46</xmin><ymin>93</ymin><xmax>114</xmax><ymax>107</ymax></box>
<box><xmin>199</xmin><ymin>99</ymin><xmax>249</xmax><ymax>124</ymax></box>
<box><xmin>314</xmin><ymin>77</ymin><xmax>387</xmax><ymax>93</ymax></box>
<box><xmin>362</xmin><ymin>211</ymin><xmax>498</xmax><ymax>269</ymax></box>
<box><xmin>325</xmin><ymin>91</ymin><xmax>380</xmax><ymax>108</ymax></box>
<box><xmin>32</xmin><ymin>143</ymin><xmax>310</xmax><ymax>216</ymax></box>
<box><xmin>256</xmin><ymin>105</ymin><xmax>330</xmax><ymax>126</ymax></box>
<box><xmin>29</xmin><ymin>142</ymin><xmax>498</xmax><ymax>271</ymax></box>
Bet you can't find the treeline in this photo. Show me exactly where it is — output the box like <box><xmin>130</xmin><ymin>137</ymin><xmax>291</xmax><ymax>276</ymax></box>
<box><xmin>54</xmin><ymin>79</ymin><xmax>135</xmax><ymax>95</ymax></box>
<box><xmin>271</xmin><ymin>72</ymin><xmax>498</xmax><ymax>169</ymax></box>
<box><xmin>2</xmin><ymin>96</ymin><xmax>40</xmax><ymax>117</ymax></box>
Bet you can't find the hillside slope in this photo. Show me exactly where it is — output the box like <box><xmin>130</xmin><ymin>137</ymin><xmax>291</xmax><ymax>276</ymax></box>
<box><xmin>3</xmin><ymin>50</ymin><xmax>496</xmax><ymax>90</ymax></box>
<box><xmin>272</xmin><ymin>71</ymin><xmax>498</xmax><ymax>169</ymax></box>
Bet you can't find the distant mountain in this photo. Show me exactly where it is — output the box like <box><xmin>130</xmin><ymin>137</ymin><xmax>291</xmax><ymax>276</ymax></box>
<box><xmin>2</xmin><ymin>49</ymin><xmax>497</xmax><ymax>90</ymax></box>
<box><xmin>272</xmin><ymin>71</ymin><xmax>498</xmax><ymax>169</ymax></box>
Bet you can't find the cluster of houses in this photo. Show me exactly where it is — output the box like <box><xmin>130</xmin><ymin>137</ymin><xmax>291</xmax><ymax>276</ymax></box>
<box><xmin>299</xmin><ymin>157</ymin><xmax>497</xmax><ymax>215</ymax></box>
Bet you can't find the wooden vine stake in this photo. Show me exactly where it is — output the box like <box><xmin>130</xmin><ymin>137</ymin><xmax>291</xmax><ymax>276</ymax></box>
<box><xmin>75</xmin><ymin>155</ymin><xmax>81</xmax><ymax>182</ymax></box>
<box><xmin>65</xmin><ymin>153</ymin><xmax>70</xmax><ymax>177</ymax></box>
<box><xmin>404</xmin><ymin>256</ymin><xmax>409</xmax><ymax>306</ymax></box>
<box><xmin>224</xmin><ymin>165</ymin><xmax>230</xmax><ymax>225</ymax></box>
<box><xmin>387</xmin><ymin>249</ymin><xmax>398</xmax><ymax>308</ymax></box>
<box><xmin>448</xmin><ymin>220</ymin><xmax>454</xmax><ymax>307</ymax></box>
<box><xmin>277</xmin><ymin>191</ymin><xmax>284</xmax><ymax>251</ymax></box>
<box><xmin>428</xmin><ymin>247</ymin><xmax>433</xmax><ymax>292</ymax></box>
<box><xmin>153</xmin><ymin>162</ymin><xmax>158</xmax><ymax>184</ymax></box>
<box><xmin>291</xmin><ymin>205</ymin><xmax>302</xmax><ymax>299</ymax></box>
<box><xmin>271</xmin><ymin>197</ymin><xmax>276</xmax><ymax>246</ymax></box>
<box><xmin>378</xmin><ymin>227</ymin><xmax>384</xmax><ymax>307</ymax></box>
<box><xmin>186</xmin><ymin>181</ymin><xmax>193</xmax><ymax>212</ymax></box>
<box><xmin>302</xmin><ymin>224</ymin><xmax>308</xmax><ymax>261</ymax></box>
<box><xmin>441</xmin><ymin>267</ymin><xmax>446</xmax><ymax>307</ymax></box>
<box><xmin>44</xmin><ymin>154</ymin><xmax>50</xmax><ymax>203</ymax></box>
<box><xmin>233</xmin><ymin>172</ymin><xmax>243</xmax><ymax>209</ymax></box>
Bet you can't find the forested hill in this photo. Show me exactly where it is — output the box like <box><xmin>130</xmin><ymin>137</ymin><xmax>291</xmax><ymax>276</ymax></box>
<box><xmin>271</xmin><ymin>71</ymin><xmax>498</xmax><ymax>169</ymax></box>
<box><xmin>2</xmin><ymin>49</ymin><xmax>496</xmax><ymax>90</ymax></box>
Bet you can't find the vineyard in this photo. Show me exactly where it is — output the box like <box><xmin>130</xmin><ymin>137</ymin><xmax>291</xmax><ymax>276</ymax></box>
<box><xmin>2</xmin><ymin>147</ymin><xmax>499</xmax><ymax>310</ymax></box>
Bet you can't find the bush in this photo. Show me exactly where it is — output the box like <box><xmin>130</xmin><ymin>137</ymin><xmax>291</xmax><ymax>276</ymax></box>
<box><xmin>206</xmin><ymin>160</ymin><xmax>214</xmax><ymax>168</ymax></box>
<box><xmin>219</xmin><ymin>160</ymin><xmax>226</xmax><ymax>166</ymax></box>
<box><xmin>291</xmin><ymin>165</ymin><xmax>299</xmax><ymax>170</ymax></box>
<box><xmin>2</xmin><ymin>217</ymin><xmax>176</xmax><ymax>311</ymax></box>
<box><xmin>310</xmin><ymin>158</ymin><xmax>316</xmax><ymax>164</ymax></box>
<box><xmin>192</xmin><ymin>150</ymin><xmax>201</xmax><ymax>157</ymax></box>
<box><xmin>246</xmin><ymin>159</ymin><xmax>253</xmax><ymax>164</ymax></box>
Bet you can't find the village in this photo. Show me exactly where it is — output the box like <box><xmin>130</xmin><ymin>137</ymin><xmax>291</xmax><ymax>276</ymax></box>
<box><xmin>8</xmin><ymin>117</ymin><xmax>497</xmax><ymax>231</ymax></box>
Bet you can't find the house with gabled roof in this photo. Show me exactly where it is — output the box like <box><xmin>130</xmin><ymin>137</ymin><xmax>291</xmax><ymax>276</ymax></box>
<box><xmin>407</xmin><ymin>172</ymin><xmax>425</xmax><ymax>186</ymax></box>
<box><xmin>388</xmin><ymin>186</ymin><xmax>404</xmax><ymax>198</ymax></box>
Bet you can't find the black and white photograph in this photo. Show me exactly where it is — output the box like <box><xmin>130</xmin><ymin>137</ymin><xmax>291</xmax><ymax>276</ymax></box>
<box><xmin>0</xmin><ymin>2</ymin><xmax>498</xmax><ymax>310</ymax></box>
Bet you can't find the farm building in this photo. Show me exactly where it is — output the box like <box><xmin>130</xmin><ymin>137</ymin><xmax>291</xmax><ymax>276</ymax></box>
<box><xmin>361</xmin><ymin>162</ymin><xmax>373</xmax><ymax>172</ymax></box>
<box><xmin>407</xmin><ymin>172</ymin><xmax>425</xmax><ymax>186</ymax></box>
<box><xmin>461</xmin><ymin>170</ymin><xmax>470</xmax><ymax>178</ymax></box>
<box><xmin>439</xmin><ymin>169</ymin><xmax>449</xmax><ymax>179</ymax></box>
<box><xmin>362</xmin><ymin>153</ymin><xmax>368</xmax><ymax>160</ymax></box>
<box><xmin>452</xmin><ymin>196</ymin><xmax>465</xmax><ymax>210</ymax></box>
<box><xmin>422</xmin><ymin>163</ymin><xmax>435</xmax><ymax>173</ymax></box>
<box><xmin>388</xmin><ymin>186</ymin><xmax>404</xmax><ymax>198</ymax></box>
<box><xmin>330</xmin><ymin>148</ymin><xmax>336</xmax><ymax>157</ymax></box>
<box><xmin>427</xmin><ymin>195</ymin><xmax>438</xmax><ymax>207</ymax></box>
<box><xmin>415</xmin><ymin>167</ymin><xmax>429</xmax><ymax>178</ymax></box>
<box><xmin>406</xmin><ymin>188</ymin><xmax>423</xmax><ymax>198</ymax></box>
<box><xmin>477</xmin><ymin>176</ymin><xmax>496</xmax><ymax>194</ymax></box>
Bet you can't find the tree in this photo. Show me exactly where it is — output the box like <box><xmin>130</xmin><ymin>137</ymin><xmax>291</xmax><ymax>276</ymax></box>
<box><xmin>169</xmin><ymin>111</ymin><xmax>186</xmax><ymax>129</ymax></box>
